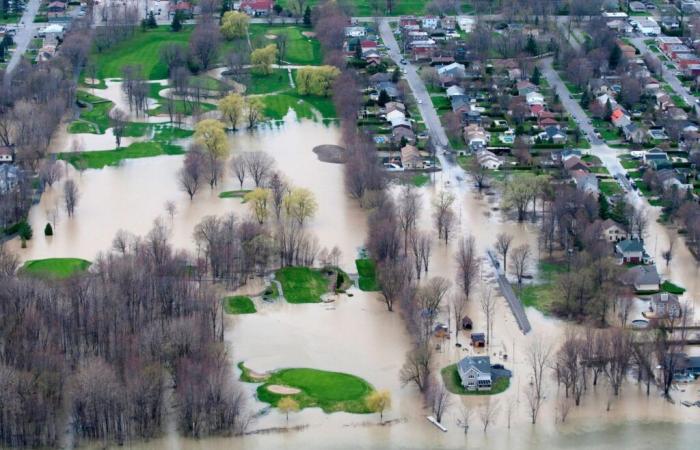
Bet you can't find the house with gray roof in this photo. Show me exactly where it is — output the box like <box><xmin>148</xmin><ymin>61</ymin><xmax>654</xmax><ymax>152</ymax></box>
<box><xmin>457</xmin><ymin>356</ymin><xmax>492</xmax><ymax>391</ymax></box>
<box><xmin>622</xmin><ymin>265</ymin><xmax>661</xmax><ymax>292</ymax></box>
<box><xmin>615</xmin><ymin>239</ymin><xmax>646</xmax><ymax>264</ymax></box>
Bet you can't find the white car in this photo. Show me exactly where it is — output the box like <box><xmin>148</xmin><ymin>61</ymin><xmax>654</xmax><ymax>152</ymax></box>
<box><xmin>417</xmin><ymin>99</ymin><xmax>423</xmax><ymax>104</ymax></box>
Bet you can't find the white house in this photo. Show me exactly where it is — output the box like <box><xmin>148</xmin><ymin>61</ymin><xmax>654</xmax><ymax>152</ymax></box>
<box><xmin>600</xmin><ymin>219</ymin><xmax>629</xmax><ymax>242</ymax></box>
<box><xmin>632</xmin><ymin>18</ymin><xmax>661</xmax><ymax>36</ymax></box>
<box><xmin>385</xmin><ymin>109</ymin><xmax>406</xmax><ymax>123</ymax></box>
<box><xmin>421</xmin><ymin>15</ymin><xmax>439</xmax><ymax>29</ymax></box>
<box><xmin>476</xmin><ymin>150</ymin><xmax>503</xmax><ymax>170</ymax></box>
<box><xmin>456</xmin><ymin>15</ymin><xmax>475</xmax><ymax>33</ymax></box>
<box><xmin>457</xmin><ymin>356</ymin><xmax>492</xmax><ymax>391</ymax></box>
<box><xmin>345</xmin><ymin>26</ymin><xmax>366</xmax><ymax>38</ymax></box>
<box><xmin>526</xmin><ymin>91</ymin><xmax>545</xmax><ymax>106</ymax></box>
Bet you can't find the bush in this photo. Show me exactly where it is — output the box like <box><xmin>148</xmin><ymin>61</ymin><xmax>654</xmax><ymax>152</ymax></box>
<box><xmin>44</xmin><ymin>223</ymin><xmax>53</xmax><ymax>236</ymax></box>
<box><xmin>18</xmin><ymin>222</ymin><xmax>32</xmax><ymax>241</ymax></box>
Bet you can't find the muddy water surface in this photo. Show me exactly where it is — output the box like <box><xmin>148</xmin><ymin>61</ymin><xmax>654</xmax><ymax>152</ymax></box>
<box><xmin>14</xmin><ymin>118</ymin><xmax>700</xmax><ymax>449</ymax></box>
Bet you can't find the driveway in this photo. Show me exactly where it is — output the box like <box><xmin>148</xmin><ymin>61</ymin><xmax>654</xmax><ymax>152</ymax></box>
<box><xmin>4</xmin><ymin>0</ymin><xmax>42</xmax><ymax>80</ymax></box>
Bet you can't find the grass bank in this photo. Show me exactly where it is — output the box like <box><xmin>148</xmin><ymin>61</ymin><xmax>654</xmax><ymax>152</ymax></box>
<box><xmin>22</xmin><ymin>258</ymin><xmax>91</xmax><ymax>279</ymax></box>
<box><xmin>59</xmin><ymin>141</ymin><xmax>184</xmax><ymax>169</ymax></box>
<box><xmin>245</xmin><ymin>366</ymin><xmax>375</xmax><ymax>414</ymax></box>
<box><xmin>518</xmin><ymin>260</ymin><xmax>568</xmax><ymax>314</ymax></box>
<box><xmin>223</xmin><ymin>295</ymin><xmax>256</xmax><ymax>314</ymax></box>
<box><xmin>275</xmin><ymin>266</ymin><xmax>331</xmax><ymax>303</ymax></box>
<box><xmin>248</xmin><ymin>25</ymin><xmax>322</xmax><ymax>65</ymax></box>
<box><xmin>441</xmin><ymin>364</ymin><xmax>510</xmax><ymax>396</ymax></box>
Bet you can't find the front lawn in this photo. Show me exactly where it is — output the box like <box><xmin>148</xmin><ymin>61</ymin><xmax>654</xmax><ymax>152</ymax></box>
<box><xmin>59</xmin><ymin>141</ymin><xmax>184</xmax><ymax>169</ymax></box>
<box><xmin>248</xmin><ymin>366</ymin><xmax>375</xmax><ymax>414</ymax></box>
<box><xmin>275</xmin><ymin>266</ymin><xmax>330</xmax><ymax>303</ymax></box>
<box><xmin>441</xmin><ymin>364</ymin><xmax>510</xmax><ymax>396</ymax></box>
<box><xmin>223</xmin><ymin>295</ymin><xmax>256</xmax><ymax>314</ymax></box>
<box><xmin>355</xmin><ymin>258</ymin><xmax>380</xmax><ymax>291</ymax></box>
<box><xmin>246</xmin><ymin>70</ymin><xmax>293</xmax><ymax>95</ymax></box>
<box><xmin>22</xmin><ymin>258</ymin><xmax>91</xmax><ymax>279</ymax></box>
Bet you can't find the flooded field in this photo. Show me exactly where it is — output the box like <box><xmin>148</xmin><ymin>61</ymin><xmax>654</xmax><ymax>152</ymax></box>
<box><xmin>13</xmin><ymin>118</ymin><xmax>700</xmax><ymax>449</ymax></box>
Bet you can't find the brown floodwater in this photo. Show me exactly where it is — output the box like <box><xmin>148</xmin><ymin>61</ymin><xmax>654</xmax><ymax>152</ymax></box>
<box><xmin>13</xmin><ymin>118</ymin><xmax>700</xmax><ymax>449</ymax></box>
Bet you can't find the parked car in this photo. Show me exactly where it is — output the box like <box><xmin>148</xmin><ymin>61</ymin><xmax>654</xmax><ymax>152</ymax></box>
<box><xmin>400</xmin><ymin>58</ymin><xmax>407</xmax><ymax>65</ymax></box>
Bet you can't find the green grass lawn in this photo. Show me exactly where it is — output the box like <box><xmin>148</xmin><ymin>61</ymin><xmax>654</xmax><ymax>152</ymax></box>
<box><xmin>412</xmin><ymin>173</ymin><xmax>430</xmax><ymax>187</ymax></box>
<box><xmin>22</xmin><ymin>258</ymin><xmax>91</xmax><ymax>280</ymax></box>
<box><xmin>147</xmin><ymin>99</ymin><xmax>218</xmax><ymax>116</ymax></box>
<box><xmin>275</xmin><ymin>266</ymin><xmax>330</xmax><ymax>303</ymax></box>
<box><xmin>262</xmin><ymin>92</ymin><xmax>335</xmax><ymax>120</ymax></box>
<box><xmin>441</xmin><ymin>364</ymin><xmax>510</xmax><ymax>396</ymax></box>
<box><xmin>599</xmin><ymin>180</ymin><xmax>623</xmax><ymax>197</ymax></box>
<box><xmin>274</xmin><ymin>0</ymin><xmax>441</xmax><ymax>15</ymax></box>
<box><xmin>246</xmin><ymin>70</ymin><xmax>293</xmax><ymax>95</ymax></box>
<box><xmin>218</xmin><ymin>189</ymin><xmax>251</xmax><ymax>198</ymax></box>
<box><xmin>247</xmin><ymin>366</ymin><xmax>375</xmax><ymax>414</ymax></box>
<box><xmin>248</xmin><ymin>24</ymin><xmax>322</xmax><ymax>65</ymax></box>
<box><xmin>91</xmin><ymin>26</ymin><xmax>193</xmax><ymax>80</ymax></box>
<box><xmin>70</xmin><ymin>91</ymin><xmax>115</xmax><ymax>134</ymax></box>
<box><xmin>223</xmin><ymin>295</ymin><xmax>256</xmax><ymax>314</ymax></box>
<box><xmin>59</xmin><ymin>141</ymin><xmax>184</xmax><ymax>169</ymax></box>
<box><xmin>519</xmin><ymin>260</ymin><xmax>568</xmax><ymax>313</ymax></box>
<box><xmin>355</xmin><ymin>258</ymin><xmax>380</xmax><ymax>291</ymax></box>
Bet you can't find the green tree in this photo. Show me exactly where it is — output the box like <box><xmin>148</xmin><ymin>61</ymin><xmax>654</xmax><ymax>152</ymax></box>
<box><xmin>251</xmin><ymin>44</ymin><xmax>278</xmax><ymax>75</ymax></box>
<box><xmin>531</xmin><ymin>66</ymin><xmax>541</xmax><ymax>85</ymax></box>
<box><xmin>18</xmin><ymin>222</ymin><xmax>32</xmax><ymax>248</ymax></box>
<box><xmin>244</xmin><ymin>188</ymin><xmax>271</xmax><ymax>224</ymax></box>
<box><xmin>377</xmin><ymin>89</ymin><xmax>389</xmax><ymax>106</ymax></box>
<box><xmin>44</xmin><ymin>223</ymin><xmax>53</xmax><ymax>236</ymax></box>
<box><xmin>609</xmin><ymin>45</ymin><xmax>622</xmax><ymax>69</ymax></box>
<box><xmin>599</xmin><ymin>193</ymin><xmax>610</xmax><ymax>220</ymax></box>
<box><xmin>194</xmin><ymin>119</ymin><xmax>229</xmax><ymax>159</ymax></box>
<box><xmin>526</xmin><ymin>34</ymin><xmax>538</xmax><ymax>55</ymax></box>
<box><xmin>392</xmin><ymin>66</ymin><xmax>401</xmax><ymax>83</ymax></box>
<box><xmin>283</xmin><ymin>187</ymin><xmax>318</xmax><ymax>226</ymax></box>
<box><xmin>219</xmin><ymin>93</ymin><xmax>245</xmax><ymax>129</ymax></box>
<box><xmin>147</xmin><ymin>11</ymin><xmax>157</xmax><ymax>28</ymax></box>
<box><xmin>296</xmin><ymin>66</ymin><xmax>341</xmax><ymax>96</ymax></box>
<box><xmin>221</xmin><ymin>11</ymin><xmax>249</xmax><ymax>40</ymax></box>
<box><xmin>303</xmin><ymin>6</ymin><xmax>311</xmax><ymax>26</ymax></box>
<box><xmin>171</xmin><ymin>11</ymin><xmax>183</xmax><ymax>32</ymax></box>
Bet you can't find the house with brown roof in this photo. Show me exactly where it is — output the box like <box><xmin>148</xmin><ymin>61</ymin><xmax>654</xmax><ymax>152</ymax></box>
<box><xmin>401</xmin><ymin>144</ymin><xmax>423</xmax><ymax>169</ymax></box>
<box><xmin>563</xmin><ymin>156</ymin><xmax>588</xmax><ymax>172</ymax></box>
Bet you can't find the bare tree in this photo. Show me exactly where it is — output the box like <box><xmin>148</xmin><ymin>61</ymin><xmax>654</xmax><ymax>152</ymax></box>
<box><xmin>399</xmin><ymin>343</ymin><xmax>433</xmax><ymax>393</ymax></box>
<box><xmin>190</xmin><ymin>18</ymin><xmax>222</xmax><ymax>70</ymax></box>
<box><xmin>478</xmin><ymin>400</ymin><xmax>499</xmax><ymax>432</ymax></box>
<box><xmin>433</xmin><ymin>190</ymin><xmax>456</xmax><ymax>243</ymax></box>
<box><xmin>479</xmin><ymin>287</ymin><xmax>496</xmax><ymax>348</ymax></box>
<box><xmin>230</xmin><ymin>154</ymin><xmax>247</xmax><ymax>189</ymax></box>
<box><xmin>455</xmin><ymin>235</ymin><xmax>480</xmax><ymax>300</ymax></box>
<box><xmin>165</xmin><ymin>201</ymin><xmax>177</xmax><ymax>222</ymax></box>
<box><xmin>510</xmin><ymin>243</ymin><xmax>531</xmax><ymax>288</ymax></box>
<box><xmin>495</xmin><ymin>233</ymin><xmax>513</xmax><ymax>275</ymax></box>
<box><xmin>451</xmin><ymin>293</ymin><xmax>468</xmax><ymax>344</ymax></box>
<box><xmin>457</xmin><ymin>405</ymin><xmax>473</xmax><ymax>434</ymax></box>
<box><xmin>556</xmin><ymin>396</ymin><xmax>573</xmax><ymax>423</ymax></box>
<box><xmin>243</xmin><ymin>152</ymin><xmax>275</xmax><ymax>187</ymax></box>
<box><xmin>525</xmin><ymin>337</ymin><xmax>552</xmax><ymax>424</ymax></box>
<box><xmin>662</xmin><ymin>240</ymin><xmax>674</xmax><ymax>267</ymax></box>
<box><xmin>38</xmin><ymin>158</ymin><xmax>62</xmax><ymax>187</ymax></box>
<box><xmin>110</xmin><ymin>108</ymin><xmax>128</xmax><ymax>148</ymax></box>
<box><xmin>178</xmin><ymin>149</ymin><xmax>204</xmax><ymax>200</ymax></box>
<box><xmin>398</xmin><ymin>186</ymin><xmax>420</xmax><ymax>256</ymax></box>
<box><xmin>429</xmin><ymin>383</ymin><xmax>452</xmax><ymax>423</ymax></box>
<box><xmin>63</xmin><ymin>179</ymin><xmax>79</xmax><ymax>217</ymax></box>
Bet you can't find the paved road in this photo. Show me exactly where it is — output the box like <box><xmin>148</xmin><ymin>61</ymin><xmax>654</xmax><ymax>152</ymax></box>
<box><xmin>378</xmin><ymin>19</ymin><xmax>449</xmax><ymax>149</ymax></box>
<box><xmin>4</xmin><ymin>0</ymin><xmax>41</xmax><ymax>79</ymax></box>
<box><xmin>540</xmin><ymin>57</ymin><xmax>642</xmax><ymax>204</ymax></box>
<box><xmin>628</xmin><ymin>36</ymin><xmax>699</xmax><ymax>116</ymax></box>
<box><xmin>487</xmin><ymin>250</ymin><xmax>531</xmax><ymax>334</ymax></box>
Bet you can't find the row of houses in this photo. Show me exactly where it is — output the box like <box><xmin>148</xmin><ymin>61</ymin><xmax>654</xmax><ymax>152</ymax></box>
<box><xmin>656</xmin><ymin>36</ymin><xmax>700</xmax><ymax>77</ymax></box>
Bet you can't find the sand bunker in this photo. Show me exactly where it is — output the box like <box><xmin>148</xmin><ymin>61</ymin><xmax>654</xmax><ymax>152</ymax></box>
<box><xmin>265</xmin><ymin>34</ymin><xmax>278</xmax><ymax>40</ymax></box>
<box><xmin>313</xmin><ymin>145</ymin><xmax>346</xmax><ymax>164</ymax></box>
<box><xmin>302</xmin><ymin>31</ymin><xmax>316</xmax><ymax>38</ymax></box>
<box><xmin>267</xmin><ymin>384</ymin><xmax>301</xmax><ymax>395</ymax></box>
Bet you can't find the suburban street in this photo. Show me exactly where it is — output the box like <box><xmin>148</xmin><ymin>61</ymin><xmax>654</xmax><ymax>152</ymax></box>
<box><xmin>628</xmin><ymin>36</ymin><xmax>699</xmax><ymax>114</ymax></box>
<box><xmin>541</xmin><ymin>57</ymin><xmax>642</xmax><ymax>204</ymax></box>
<box><xmin>378</xmin><ymin>19</ymin><xmax>449</xmax><ymax>149</ymax></box>
<box><xmin>4</xmin><ymin>0</ymin><xmax>41</xmax><ymax>80</ymax></box>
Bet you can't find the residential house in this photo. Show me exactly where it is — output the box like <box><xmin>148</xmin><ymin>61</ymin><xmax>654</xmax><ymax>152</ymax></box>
<box><xmin>629</xmin><ymin>1</ymin><xmax>646</xmax><ymax>12</ymax></box>
<box><xmin>375</xmin><ymin>81</ymin><xmax>400</xmax><ymax>99</ymax></box>
<box><xmin>476</xmin><ymin>150</ymin><xmax>503</xmax><ymax>169</ymax></box>
<box><xmin>526</xmin><ymin>91</ymin><xmax>545</xmax><ymax>106</ymax></box>
<box><xmin>437</xmin><ymin>62</ymin><xmax>466</xmax><ymax>80</ymax></box>
<box><xmin>446</xmin><ymin>85</ymin><xmax>466</xmax><ymax>98</ymax></box>
<box><xmin>615</xmin><ymin>239</ymin><xmax>646</xmax><ymax>264</ymax></box>
<box><xmin>631</xmin><ymin>18</ymin><xmax>661</xmax><ymax>35</ymax></box>
<box><xmin>661</xmin><ymin>16</ymin><xmax>680</xmax><ymax>31</ymax></box>
<box><xmin>369</xmin><ymin>72</ymin><xmax>393</xmax><ymax>86</ymax></box>
<box><xmin>666</xmin><ymin>44</ymin><xmax>693</xmax><ymax>61</ymax></box>
<box><xmin>461</xmin><ymin>315</ymin><xmax>473</xmax><ymax>329</ymax></box>
<box><xmin>401</xmin><ymin>145</ymin><xmax>423</xmax><ymax>170</ymax></box>
<box><xmin>622</xmin><ymin>265</ymin><xmax>661</xmax><ymax>291</ymax></box>
<box><xmin>599</xmin><ymin>219</ymin><xmax>629</xmax><ymax>242</ymax></box>
<box><xmin>422</xmin><ymin>15</ymin><xmax>439</xmax><ymax>29</ymax></box>
<box><xmin>457</xmin><ymin>356</ymin><xmax>492</xmax><ymax>391</ymax></box>
<box><xmin>411</xmin><ymin>45</ymin><xmax>436</xmax><ymax>62</ymax></box>
<box><xmin>563</xmin><ymin>156</ymin><xmax>588</xmax><ymax>172</ymax></box>
<box><xmin>571</xmin><ymin>170</ymin><xmax>599</xmax><ymax>195</ymax></box>
<box><xmin>441</xmin><ymin>17</ymin><xmax>456</xmax><ymax>31</ymax></box>
<box><xmin>463</xmin><ymin>124</ymin><xmax>490</xmax><ymax>149</ymax></box>
<box><xmin>656</xmin><ymin>36</ymin><xmax>683</xmax><ymax>52</ymax></box>
<box><xmin>611</xmin><ymin>108</ymin><xmax>631</xmax><ymax>128</ymax></box>
<box><xmin>654</xmin><ymin>92</ymin><xmax>672</xmax><ymax>110</ymax></box>
<box><xmin>675</xmin><ymin>52</ymin><xmax>700</xmax><ymax>69</ymax></box>
<box><xmin>0</xmin><ymin>147</ymin><xmax>13</xmax><ymax>164</ymax></box>
<box><xmin>465</xmin><ymin>109</ymin><xmax>482</xmax><ymax>126</ymax></box>
<box><xmin>169</xmin><ymin>0</ymin><xmax>194</xmax><ymax>17</ymax></box>
<box><xmin>643</xmin><ymin>149</ymin><xmax>669</xmax><ymax>165</ymax></box>
<box><xmin>668</xmin><ymin>353</ymin><xmax>700</xmax><ymax>378</ymax></box>
<box><xmin>393</xmin><ymin>126</ymin><xmax>416</xmax><ymax>145</ymax></box>
<box><xmin>623</xmin><ymin>123</ymin><xmax>646</xmax><ymax>143</ymax></box>
<box><xmin>345</xmin><ymin>26</ymin><xmax>366</xmax><ymax>38</ymax></box>
<box><xmin>47</xmin><ymin>1</ymin><xmax>66</xmax><ymax>16</ymax></box>
<box><xmin>456</xmin><ymin>15</ymin><xmax>475</xmax><ymax>33</ymax></box>
<box><xmin>385</xmin><ymin>101</ymin><xmax>406</xmax><ymax>115</ymax></box>
<box><xmin>386</xmin><ymin>109</ymin><xmax>406</xmax><ymax>123</ymax></box>
<box><xmin>430</xmin><ymin>55</ymin><xmax>455</xmax><ymax>66</ymax></box>
<box><xmin>649</xmin><ymin>292</ymin><xmax>682</xmax><ymax>319</ymax></box>
<box><xmin>538</xmin><ymin>125</ymin><xmax>566</xmax><ymax>144</ymax></box>
<box><xmin>516</xmin><ymin>80</ymin><xmax>537</xmax><ymax>96</ymax></box>
<box><xmin>237</xmin><ymin>0</ymin><xmax>271</xmax><ymax>15</ymax></box>
<box><xmin>399</xmin><ymin>16</ymin><xmax>420</xmax><ymax>31</ymax></box>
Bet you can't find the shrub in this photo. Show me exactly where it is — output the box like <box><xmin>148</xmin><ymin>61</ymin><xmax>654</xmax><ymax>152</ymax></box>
<box><xmin>44</xmin><ymin>223</ymin><xmax>53</xmax><ymax>236</ymax></box>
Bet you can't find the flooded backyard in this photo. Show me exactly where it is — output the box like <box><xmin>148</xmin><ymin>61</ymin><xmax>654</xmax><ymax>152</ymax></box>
<box><xmin>11</xmin><ymin>117</ymin><xmax>700</xmax><ymax>449</ymax></box>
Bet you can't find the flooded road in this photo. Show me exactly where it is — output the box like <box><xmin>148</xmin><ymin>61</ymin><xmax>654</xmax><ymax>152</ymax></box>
<box><xmin>14</xmin><ymin>118</ymin><xmax>700</xmax><ymax>449</ymax></box>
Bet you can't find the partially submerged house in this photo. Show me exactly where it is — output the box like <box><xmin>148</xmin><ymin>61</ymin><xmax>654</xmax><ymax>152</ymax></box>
<box><xmin>400</xmin><ymin>144</ymin><xmax>423</xmax><ymax>170</ymax></box>
<box><xmin>457</xmin><ymin>356</ymin><xmax>492</xmax><ymax>391</ymax></box>
<box><xmin>622</xmin><ymin>265</ymin><xmax>661</xmax><ymax>292</ymax></box>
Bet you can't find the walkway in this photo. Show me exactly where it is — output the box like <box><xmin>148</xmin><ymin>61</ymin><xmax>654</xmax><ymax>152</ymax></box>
<box><xmin>487</xmin><ymin>250</ymin><xmax>532</xmax><ymax>334</ymax></box>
